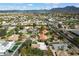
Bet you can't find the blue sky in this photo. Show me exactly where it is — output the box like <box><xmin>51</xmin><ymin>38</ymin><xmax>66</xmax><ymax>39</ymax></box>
<box><xmin>0</xmin><ymin>3</ymin><xmax>79</xmax><ymax>10</ymax></box>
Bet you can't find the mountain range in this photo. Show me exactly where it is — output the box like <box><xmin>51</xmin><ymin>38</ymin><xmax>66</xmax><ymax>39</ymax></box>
<box><xmin>0</xmin><ymin>6</ymin><xmax>79</xmax><ymax>14</ymax></box>
<box><xmin>50</xmin><ymin>6</ymin><xmax>79</xmax><ymax>14</ymax></box>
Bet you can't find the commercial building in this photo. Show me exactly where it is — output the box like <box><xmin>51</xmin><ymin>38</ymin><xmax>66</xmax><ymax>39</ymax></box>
<box><xmin>0</xmin><ymin>40</ymin><xmax>15</xmax><ymax>55</ymax></box>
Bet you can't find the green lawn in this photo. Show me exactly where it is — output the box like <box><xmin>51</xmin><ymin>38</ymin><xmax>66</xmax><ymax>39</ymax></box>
<box><xmin>15</xmin><ymin>42</ymin><xmax>22</xmax><ymax>45</ymax></box>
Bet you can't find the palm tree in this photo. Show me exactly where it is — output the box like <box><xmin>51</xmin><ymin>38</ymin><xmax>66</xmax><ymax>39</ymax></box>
<box><xmin>0</xmin><ymin>18</ymin><xmax>3</xmax><ymax>28</ymax></box>
<box><xmin>18</xmin><ymin>32</ymin><xmax>23</xmax><ymax>41</ymax></box>
<box><xmin>39</xmin><ymin>25</ymin><xmax>45</xmax><ymax>33</ymax></box>
<box><xmin>33</xmin><ymin>23</ymin><xmax>36</xmax><ymax>28</ymax></box>
<box><xmin>58</xmin><ymin>36</ymin><xmax>64</xmax><ymax>41</ymax></box>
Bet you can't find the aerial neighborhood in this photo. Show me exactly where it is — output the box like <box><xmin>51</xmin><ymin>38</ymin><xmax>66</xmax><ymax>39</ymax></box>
<box><xmin>0</xmin><ymin>3</ymin><xmax>79</xmax><ymax>56</ymax></box>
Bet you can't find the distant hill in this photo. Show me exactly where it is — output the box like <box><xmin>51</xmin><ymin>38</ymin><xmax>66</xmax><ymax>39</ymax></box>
<box><xmin>50</xmin><ymin>6</ymin><xmax>79</xmax><ymax>14</ymax></box>
<box><xmin>0</xmin><ymin>6</ymin><xmax>79</xmax><ymax>14</ymax></box>
<box><xmin>0</xmin><ymin>10</ymin><xmax>49</xmax><ymax>13</ymax></box>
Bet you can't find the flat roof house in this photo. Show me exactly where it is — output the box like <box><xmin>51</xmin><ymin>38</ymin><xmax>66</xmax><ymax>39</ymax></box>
<box><xmin>0</xmin><ymin>40</ymin><xmax>15</xmax><ymax>55</ymax></box>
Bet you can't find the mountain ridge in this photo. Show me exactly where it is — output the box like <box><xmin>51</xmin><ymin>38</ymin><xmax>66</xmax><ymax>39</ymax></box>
<box><xmin>50</xmin><ymin>6</ymin><xmax>79</xmax><ymax>14</ymax></box>
<box><xmin>0</xmin><ymin>6</ymin><xmax>79</xmax><ymax>14</ymax></box>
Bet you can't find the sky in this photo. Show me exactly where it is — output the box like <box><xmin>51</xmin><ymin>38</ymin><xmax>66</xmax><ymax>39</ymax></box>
<box><xmin>0</xmin><ymin>3</ymin><xmax>79</xmax><ymax>10</ymax></box>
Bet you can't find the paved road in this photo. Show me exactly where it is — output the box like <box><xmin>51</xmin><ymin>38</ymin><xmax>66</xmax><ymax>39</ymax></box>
<box><xmin>45</xmin><ymin>20</ymin><xmax>79</xmax><ymax>48</ymax></box>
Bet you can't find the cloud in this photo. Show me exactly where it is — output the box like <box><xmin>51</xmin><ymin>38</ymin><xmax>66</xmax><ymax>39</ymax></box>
<box><xmin>51</xmin><ymin>3</ymin><xmax>61</xmax><ymax>8</ymax></box>
<box><xmin>52</xmin><ymin>5</ymin><xmax>59</xmax><ymax>8</ymax></box>
<box><xmin>27</xmin><ymin>4</ymin><xmax>33</xmax><ymax>6</ymax></box>
<box><xmin>45</xmin><ymin>3</ymin><xmax>60</xmax><ymax>8</ymax></box>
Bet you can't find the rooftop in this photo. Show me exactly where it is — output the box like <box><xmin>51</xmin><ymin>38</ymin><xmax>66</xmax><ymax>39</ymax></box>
<box><xmin>0</xmin><ymin>40</ymin><xmax>15</xmax><ymax>55</ymax></box>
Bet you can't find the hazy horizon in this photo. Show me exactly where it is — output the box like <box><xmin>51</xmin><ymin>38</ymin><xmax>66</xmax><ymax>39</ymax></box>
<box><xmin>0</xmin><ymin>3</ymin><xmax>78</xmax><ymax>10</ymax></box>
